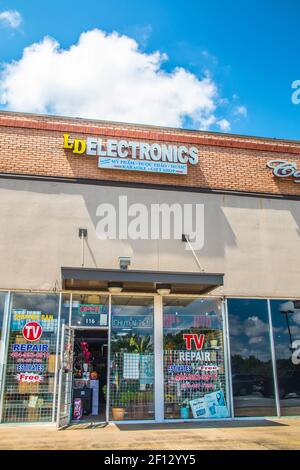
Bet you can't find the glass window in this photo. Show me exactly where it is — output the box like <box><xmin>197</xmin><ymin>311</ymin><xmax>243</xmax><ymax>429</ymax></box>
<box><xmin>227</xmin><ymin>298</ymin><xmax>276</xmax><ymax>417</ymax></box>
<box><xmin>2</xmin><ymin>293</ymin><xmax>60</xmax><ymax>423</ymax></box>
<box><xmin>163</xmin><ymin>297</ymin><xmax>229</xmax><ymax>420</ymax></box>
<box><xmin>0</xmin><ymin>292</ymin><xmax>8</xmax><ymax>397</ymax></box>
<box><xmin>60</xmin><ymin>294</ymin><xmax>71</xmax><ymax>327</ymax></box>
<box><xmin>270</xmin><ymin>300</ymin><xmax>300</xmax><ymax>416</ymax></box>
<box><xmin>71</xmin><ymin>294</ymin><xmax>109</xmax><ymax>328</ymax></box>
<box><xmin>0</xmin><ymin>292</ymin><xmax>6</xmax><ymax>340</ymax></box>
<box><xmin>109</xmin><ymin>296</ymin><xmax>154</xmax><ymax>420</ymax></box>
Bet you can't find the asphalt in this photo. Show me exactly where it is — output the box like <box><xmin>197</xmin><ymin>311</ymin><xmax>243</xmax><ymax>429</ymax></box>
<box><xmin>0</xmin><ymin>418</ymin><xmax>299</xmax><ymax>450</ymax></box>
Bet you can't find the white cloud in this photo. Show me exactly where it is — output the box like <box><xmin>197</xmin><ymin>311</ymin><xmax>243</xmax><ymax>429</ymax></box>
<box><xmin>0</xmin><ymin>10</ymin><xmax>22</xmax><ymax>29</ymax></box>
<box><xmin>248</xmin><ymin>336</ymin><xmax>264</xmax><ymax>345</ymax></box>
<box><xmin>244</xmin><ymin>316</ymin><xmax>269</xmax><ymax>337</ymax></box>
<box><xmin>201</xmin><ymin>50</ymin><xmax>218</xmax><ymax>65</ymax></box>
<box><xmin>0</xmin><ymin>29</ymin><xmax>224</xmax><ymax>129</ymax></box>
<box><xmin>235</xmin><ymin>105</ymin><xmax>248</xmax><ymax>117</ymax></box>
<box><xmin>217</xmin><ymin>118</ymin><xmax>231</xmax><ymax>131</ymax></box>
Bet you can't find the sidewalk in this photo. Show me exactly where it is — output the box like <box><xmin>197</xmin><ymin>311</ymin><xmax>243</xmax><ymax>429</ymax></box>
<box><xmin>0</xmin><ymin>418</ymin><xmax>299</xmax><ymax>450</ymax></box>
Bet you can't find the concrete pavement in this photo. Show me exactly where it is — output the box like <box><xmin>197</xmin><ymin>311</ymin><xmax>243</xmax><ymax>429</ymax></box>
<box><xmin>0</xmin><ymin>418</ymin><xmax>299</xmax><ymax>450</ymax></box>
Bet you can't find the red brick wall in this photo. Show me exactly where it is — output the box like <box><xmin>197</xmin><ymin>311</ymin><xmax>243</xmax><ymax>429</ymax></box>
<box><xmin>1</xmin><ymin>111</ymin><xmax>300</xmax><ymax>196</ymax></box>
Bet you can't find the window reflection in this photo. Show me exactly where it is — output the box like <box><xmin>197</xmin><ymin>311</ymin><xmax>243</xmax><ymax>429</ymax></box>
<box><xmin>271</xmin><ymin>300</ymin><xmax>300</xmax><ymax>416</ymax></box>
<box><xmin>228</xmin><ymin>299</ymin><xmax>276</xmax><ymax>417</ymax></box>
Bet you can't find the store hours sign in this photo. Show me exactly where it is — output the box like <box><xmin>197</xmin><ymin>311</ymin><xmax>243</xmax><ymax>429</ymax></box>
<box><xmin>63</xmin><ymin>134</ymin><xmax>199</xmax><ymax>175</ymax></box>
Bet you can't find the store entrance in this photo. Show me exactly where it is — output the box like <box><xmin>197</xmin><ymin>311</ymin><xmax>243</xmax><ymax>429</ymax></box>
<box><xmin>71</xmin><ymin>329</ymin><xmax>108</xmax><ymax>422</ymax></box>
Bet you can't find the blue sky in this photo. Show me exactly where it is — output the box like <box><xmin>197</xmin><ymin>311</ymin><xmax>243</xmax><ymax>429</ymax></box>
<box><xmin>0</xmin><ymin>0</ymin><xmax>300</xmax><ymax>140</ymax></box>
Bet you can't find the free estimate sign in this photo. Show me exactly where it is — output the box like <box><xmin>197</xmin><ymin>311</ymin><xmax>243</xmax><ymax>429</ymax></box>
<box><xmin>63</xmin><ymin>134</ymin><xmax>199</xmax><ymax>175</ymax></box>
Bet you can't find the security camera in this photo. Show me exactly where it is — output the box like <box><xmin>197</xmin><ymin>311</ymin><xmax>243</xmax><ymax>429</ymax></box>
<box><xmin>119</xmin><ymin>257</ymin><xmax>131</xmax><ymax>270</ymax></box>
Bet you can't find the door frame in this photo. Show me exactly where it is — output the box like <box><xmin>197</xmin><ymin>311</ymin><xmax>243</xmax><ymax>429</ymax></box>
<box><xmin>71</xmin><ymin>325</ymin><xmax>110</xmax><ymax>423</ymax></box>
<box><xmin>57</xmin><ymin>324</ymin><xmax>75</xmax><ymax>428</ymax></box>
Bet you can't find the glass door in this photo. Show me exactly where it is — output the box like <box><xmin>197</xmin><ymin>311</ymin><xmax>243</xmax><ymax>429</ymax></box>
<box><xmin>109</xmin><ymin>296</ymin><xmax>155</xmax><ymax>421</ymax></box>
<box><xmin>57</xmin><ymin>324</ymin><xmax>74</xmax><ymax>428</ymax></box>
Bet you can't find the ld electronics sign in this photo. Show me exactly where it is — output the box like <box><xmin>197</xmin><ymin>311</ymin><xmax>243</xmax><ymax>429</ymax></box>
<box><xmin>22</xmin><ymin>322</ymin><xmax>43</xmax><ymax>342</ymax></box>
<box><xmin>63</xmin><ymin>134</ymin><xmax>199</xmax><ymax>175</ymax></box>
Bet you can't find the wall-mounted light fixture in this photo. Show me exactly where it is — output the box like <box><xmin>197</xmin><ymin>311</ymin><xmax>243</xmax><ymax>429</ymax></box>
<box><xmin>108</xmin><ymin>282</ymin><xmax>123</xmax><ymax>294</ymax></box>
<box><xmin>182</xmin><ymin>233</ymin><xmax>204</xmax><ymax>272</ymax></box>
<box><xmin>78</xmin><ymin>228</ymin><xmax>88</xmax><ymax>267</ymax></box>
<box><xmin>156</xmin><ymin>284</ymin><xmax>171</xmax><ymax>295</ymax></box>
<box><xmin>119</xmin><ymin>257</ymin><xmax>131</xmax><ymax>270</ymax></box>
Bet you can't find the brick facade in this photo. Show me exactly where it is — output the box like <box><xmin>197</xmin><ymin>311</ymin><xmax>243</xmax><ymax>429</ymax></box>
<box><xmin>1</xmin><ymin>111</ymin><xmax>300</xmax><ymax>196</ymax></box>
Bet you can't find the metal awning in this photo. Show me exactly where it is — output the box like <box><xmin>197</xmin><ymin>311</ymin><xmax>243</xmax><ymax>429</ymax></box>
<box><xmin>61</xmin><ymin>267</ymin><xmax>224</xmax><ymax>294</ymax></box>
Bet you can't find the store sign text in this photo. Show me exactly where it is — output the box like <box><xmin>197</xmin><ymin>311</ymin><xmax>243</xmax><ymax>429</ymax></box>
<box><xmin>13</xmin><ymin>310</ymin><xmax>53</xmax><ymax>321</ymax></box>
<box><xmin>78</xmin><ymin>304</ymin><xmax>103</xmax><ymax>314</ymax></box>
<box><xmin>12</xmin><ymin>343</ymin><xmax>49</xmax><ymax>352</ymax></box>
<box><xmin>179</xmin><ymin>351</ymin><xmax>211</xmax><ymax>361</ymax></box>
<box><xmin>112</xmin><ymin>316</ymin><xmax>153</xmax><ymax>329</ymax></box>
<box><xmin>22</xmin><ymin>322</ymin><xmax>43</xmax><ymax>342</ymax></box>
<box><xmin>16</xmin><ymin>364</ymin><xmax>44</xmax><ymax>372</ymax></box>
<box><xmin>183</xmin><ymin>333</ymin><xmax>205</xmax><ymax>350</ymax></box>
<box><xmin>63</xmin><ymin>134</ymin><xmax>199</xmax><ymax>175</ymax></box>
<box><xmin>17</xmin><ymin>373</ymin><xmax>43</xmax><ymax>383</ymax></box>
<box><xmin>267</xmin><ymin>160</ymin><xmax>300</xmax><ymax>183</ymax></box>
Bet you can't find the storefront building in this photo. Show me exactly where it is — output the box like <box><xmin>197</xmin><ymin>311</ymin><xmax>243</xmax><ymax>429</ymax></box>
<box><xmin>0</xmin><ymin>111</ymin><xmax>299</xmax><ymax>426</ymax></box>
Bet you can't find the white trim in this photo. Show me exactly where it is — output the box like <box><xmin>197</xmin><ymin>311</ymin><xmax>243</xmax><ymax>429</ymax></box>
<box><xmin>106</xmin><ymin>294</ymin><xmax>112</xmax><ymax>422</ymax></box>
<box><xmin>1</xmin><ymin>289</ymin><xmax>300</xmax><ymax>302</ymax></box>
<box><xmin>70</xmin><ymin>326</ymin><xmax>109</xmax><ymax>331</ymax></box>
<box><xmin>154</xmin><ymin>294</ymin><xmax>164</xmax><ymax>422</ymax></box>
<box><xmin>267</xmin><ymin>299</ymin><xmax>281</xmax><ymax>417</ymax></box>
<box><xmin>222</xmin><ymin>299</ymin><xmax>232</xmax><ymax>418</ymax></box>
<box><xmin>52</xmin><ymin>292</ymin><xmax>62</xmax><ymax>423</ymax></box>
<box><xmin>224</xmin><ymin>299</ymin><xmax>234</xmax><ymax>418</ymax></box>
<box><xmin>0</xmin><ymin>422</ymin><xmax>57</xmax><ymax>428</ymax></box>
<box><xmin>56</xmin><ymin>323</ymin><xmax>66</xmax><ymax>426</ymax></box>
<box><xmin>0</xmin><ymin>288</ymin><xmax>222</xmax><ymax>298</ymax></box>
<box><xmin>0</xmin><ymin>292</ymin><xmax>11</xmax><ymax>423</ymax></box>
<box><xmin>68</xmin><ymin>293</ymin><xmax>72</xmax><ymax>327</ymax></box>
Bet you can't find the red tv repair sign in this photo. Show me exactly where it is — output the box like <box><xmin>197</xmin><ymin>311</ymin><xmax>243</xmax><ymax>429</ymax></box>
<box><xmin>22</xmin><ymin>322</ymin><xmax>43</xmax><ymax>342</ymax></box>
<box><xmin>183</xmin><ymin>333</ymin><xmax>205</xmax><ymax>350</ymax></box>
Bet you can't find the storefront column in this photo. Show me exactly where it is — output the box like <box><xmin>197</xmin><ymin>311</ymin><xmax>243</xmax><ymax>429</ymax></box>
<box><xmin>224</xmin><ymin>299</ymin><xmax>234</xmax><ymax>418</ymax></box>
<box><xmin>0</xmin><ymin>292</ymin><xmax>11</xmax><ymax>423</ymax></box>
<box><xmin>267</xmin><ymin>299</ymin><xmax>281</xmax><ymax>417</ymax></box>
<box><xmin>52</xmin><ymin>292</ymin><xmax>62</xmax><ymax>423</ymax></box>
<box><xmin>106</xmin><ymin>293</ymin><xmax>112</xmax><ymax>422</ymax></box>
<box><xmin>154</xmin><ymin>294</ymin><xmax>164</xmax><ymax>422</ymax></box>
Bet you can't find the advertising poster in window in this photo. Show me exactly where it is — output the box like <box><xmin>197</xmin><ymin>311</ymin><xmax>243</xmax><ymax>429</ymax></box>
<box><xmin>2</xmin><ymin>293</ymin><xmax>59</xmax><ymax>423</ymax></box>
<box><xmin>163</xmin><ymin>298</ymin><xmax>229</xmax><ymax>419</ymax></box>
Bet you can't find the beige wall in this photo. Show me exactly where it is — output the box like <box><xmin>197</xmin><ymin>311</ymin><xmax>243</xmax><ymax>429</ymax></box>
<box><xmin>0</xmin><ymin>178</ymin><xmax>300</xmax><ymax>298</ymax></box>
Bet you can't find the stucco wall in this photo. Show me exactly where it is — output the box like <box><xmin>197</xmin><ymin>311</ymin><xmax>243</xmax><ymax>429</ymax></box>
<box><xmin>0</xmin><ymin>177</ymin><xmax>299</xmax><ymax>298</ymax></box>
